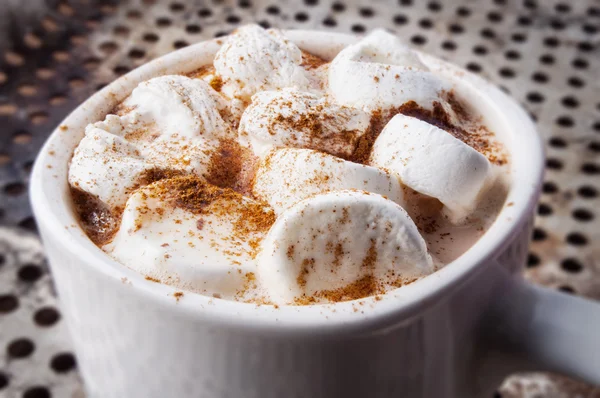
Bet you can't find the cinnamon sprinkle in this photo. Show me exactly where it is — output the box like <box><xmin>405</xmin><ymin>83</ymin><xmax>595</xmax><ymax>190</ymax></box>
<box><xmin>300</xmin><ymin>51</ymin><xmax>327</xmax><ymax>70</ymax></box>
<box><xmin>209</xmin><ymin>75</ymin><xmax>224</xmax><ymax>92</ymax></box>
<box><xmin>315</xmin><ymin>275</ymin><xmax>382</xmax><ymax>303</ymax></box>
<box><xmin>137</xmin><ymin>167</ymin><xmax>186</xmax><ymax>188</ymax></box>
<box><xmin>235</xmin><ymin>272</ymin><xmax>258</xmax><ymax>299</ymax></box>
<box><xmin>332</xmin><ymin>243</ymin><xmax>344</xmax><ymax>269</ymax></box>
<box><xmin>396</xmin><ymin>101</ymin><xmax>453</xmax><ymax>133</ymax></box>
<box><xmin>286</xmin><ymin>245</ymin><xmax>295</xmax><ymax>260</ymax></box>
<box><xmin>186</xmin><ymin>65</ymin><xmax>215</xmax><ymax>79</ymax></box>
<box><xmin>361</xmin><ymin>239</ymin><xmax>378</xmax><ymax>270</ymax></box>
<box><xmin>293</xmin><ymin>295</ymin><xmax>317</xmax><ymax>306</ymax></box>
<box><xmin>297</xmin><ymin>258</ymin><xmax>314</xmax><ymax>288</ymax></box>
<box><xmin>271</xmin><ymin>112</ymin><xmax>360</xmax><ymax>159</ymax></box>
<box><xmin>351</xmin><ymin>109</ymin><xmax>386</xmax><ymax>164</ymax></box>
<box><xmin>445</xmin><ymin>91</ymin><xmax>470</xmax><ymax>123</ymax></box>
<box><xmin>185</xmin><ymin>65</ymin><xmax>225</xmax><ymax>92</ymax></box>
<box><xmin>248</xmin><ymin>92</ymin><xmax>365</xmax><ymax>160</ymax></box>
<box><xmin>145</xmin><ymin>176</ymin><xmax>275</xmax><ymax>257</ymax></box>
<box><xmin>112</xmin><ymin>103</ymin><xmax>136</xmax><ymax>116</ymax></box>
<box><xmin>204</xmin><ymin>139</ymin><xmax>245</xmax><ymax>190</ymax></box>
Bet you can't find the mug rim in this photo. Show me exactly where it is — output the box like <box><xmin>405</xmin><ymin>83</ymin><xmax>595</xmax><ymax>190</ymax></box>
<box><xmin>30</xmin><ymin>29</ymin><xmax>544</xmax><ymax>334</ymax></box>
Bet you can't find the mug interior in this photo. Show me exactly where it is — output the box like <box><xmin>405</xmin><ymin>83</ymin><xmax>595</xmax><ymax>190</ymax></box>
<box><xmin>30</xmin><ymin>30</ymin><xmax>544</xmax><ymax>333</ymax></box>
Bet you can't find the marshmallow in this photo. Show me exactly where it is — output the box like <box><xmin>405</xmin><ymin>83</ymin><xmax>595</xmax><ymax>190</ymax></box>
<box><xmin>104</xmin><ymin>176</ymin><xmax>275</xmax><ymax>297</ymax></box>
<box><xmin>329</xmin><ymin>29</ymin><xmax>453</xmax><ymax>113</ymax></box>
<box><xmin>69</xmin><ymin>75</ymin><xmax>238</xmax><ymax>209</ymax></box>
<box><xmin>91</xmin><ymin>113</ymin><xmax>141</xmax><ymax>138</ymax></box>
<box><xmin>124</xmin><ymin>75</ymin><xmax>233</xmax><ymax>140</ymax></box>
<box><xmin>214</xmin><ymin>25</ymin><xmax>311</xmax><ymax>100</ymax></box>
<box><xmin>257</xmin><ymin>191</ymin><xmax>433</xmax><ymax>304</ymax></box>
<box><xmin>238</xmin><ymin>88</ymin><xmax>370</xmax><ymax>158</ymax></box>
<box><xmin>68</xmin><ymin>122</ymin><xmax>153</xmax><ymax>208</ymax></box>
<box><xmin>141</xmin><ymin>134</ymin><xmax>216</xmax><ymax>177</ymax></box>
<box><xmin>370</xmin><ymin>113</ymin><xmax>492</xmax><ymax>222</ymax></box>
<box><xmin>187</xmin><ymin>67</ymin><xmax>246</xmax><ymax>124</ymax></box>
<box><xmin>253</xmin><ymin>148</ymin><xmax>404</xmax><ymax>215</ymax></box>
<box><xmin>304</xmin><ymin>62</ymin><xmax>329</xmax><ymax>93</ymax></box>
<box><xmin>69</xmin><ymin>115</ymin><xmax>222</xmax><ymax>209</ymax></box>
<box><xmin>125</xmin><ymin>75</ymin><xmax>231</xmax><ymax>178</ymax></box>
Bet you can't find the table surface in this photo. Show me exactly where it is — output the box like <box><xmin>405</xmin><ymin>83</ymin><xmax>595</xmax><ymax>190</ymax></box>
<box><xmin>0</xmin><ymin>0</ymin><xmax>599</xmax><ymax>397</ymax></box>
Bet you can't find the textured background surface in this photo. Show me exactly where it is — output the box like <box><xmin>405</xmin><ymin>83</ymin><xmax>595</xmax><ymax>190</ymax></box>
<box><xmin>0</xmin><ymin>0</ymin><xmax>599</xmax><ymax>397</ymax></box>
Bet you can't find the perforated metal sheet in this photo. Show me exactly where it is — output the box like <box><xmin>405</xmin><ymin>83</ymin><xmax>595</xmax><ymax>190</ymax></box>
<box><xmin>0</xmin><ymin>0</ymin><xmax>599</xmax><ymax>397</ymax></box>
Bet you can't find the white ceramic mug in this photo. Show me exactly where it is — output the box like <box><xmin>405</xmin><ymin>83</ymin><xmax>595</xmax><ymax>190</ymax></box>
<box><xmin>30</xmin><ymin>31</ymin><xmax>600</xmax><ymax>398</ymax></box>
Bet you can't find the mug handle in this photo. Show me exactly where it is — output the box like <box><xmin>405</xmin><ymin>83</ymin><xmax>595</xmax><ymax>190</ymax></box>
<box><xmin>484</xmin><ymin>266</ymin><xmax>600</xmax><ymax>385</ymax></box>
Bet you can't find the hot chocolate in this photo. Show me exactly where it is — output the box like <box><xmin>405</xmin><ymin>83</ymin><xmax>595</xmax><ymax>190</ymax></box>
<box><xmin>68</xmin><ymin>25</ymin><xmax>508</xmax><ymax>305</ymax></box>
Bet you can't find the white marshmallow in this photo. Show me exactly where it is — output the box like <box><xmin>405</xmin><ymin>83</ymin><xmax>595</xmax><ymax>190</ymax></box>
<box><xmin>104</xmin><ymin>177</ymin><xmax>274</xmax><ymax>297</ymax></box>
<box><xmin>370</xmin><ymin>113</ymin><xmax>492</xmax><ymax>222</ymax></box>
<box><xmin>69</xmin><ymin>75</ymin><xmax>236</xmax><ymax>208</ymax></box>
<box><xmin>91</xmin><ymin>113</ymin><xmax>141</xmax><ymax>138</ymax></box>
<box><xmin>69</xmin><ymin>116</ymin><xmax>221</xmax><ymax>208</ymax></box>
<box><xmin>141</xmin><ymin>134</ymin><xmax>216</xmax><ymax>177</ymax></box>
<box><xmin>305</xmin><ymin>63</ymin><xmax>329</xmax><ymax>93</ymax></box>
<box><xmin>70</xmin><ymin>129</ymin><xmax>221</xmax><ymax>209</ymax></box>
<box><xmin>257</xmin><ymin>191</ymin><xmax>433</xmax><ymax>304</ymax></box>
<box><xmin>214</xmin><ymin>25</ymin><xmax>311</xmax><ymax>100</ymax></box>
<box><xmin>68</xmin><ymin>122</ymin><xmax>153</xmax><ymax>208</ymax></box>
<box><xmin>124</xmin><ymin>75</ymin><xmax>233</xmax><ymax>140</ymax></box>
<box><xmin>238</xmin><ymin>88</ymin><xmax>370</xmax><ymax>158</ymax></box>
<box><xmin>253</xmin><ymin>148</ymin><xmax>404</xmax><ymax>215</ymax></box>
<box><xmin>329</xmin><ymin>29</ymin><xmax>453</xmax><ymax>112</ymax></box>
